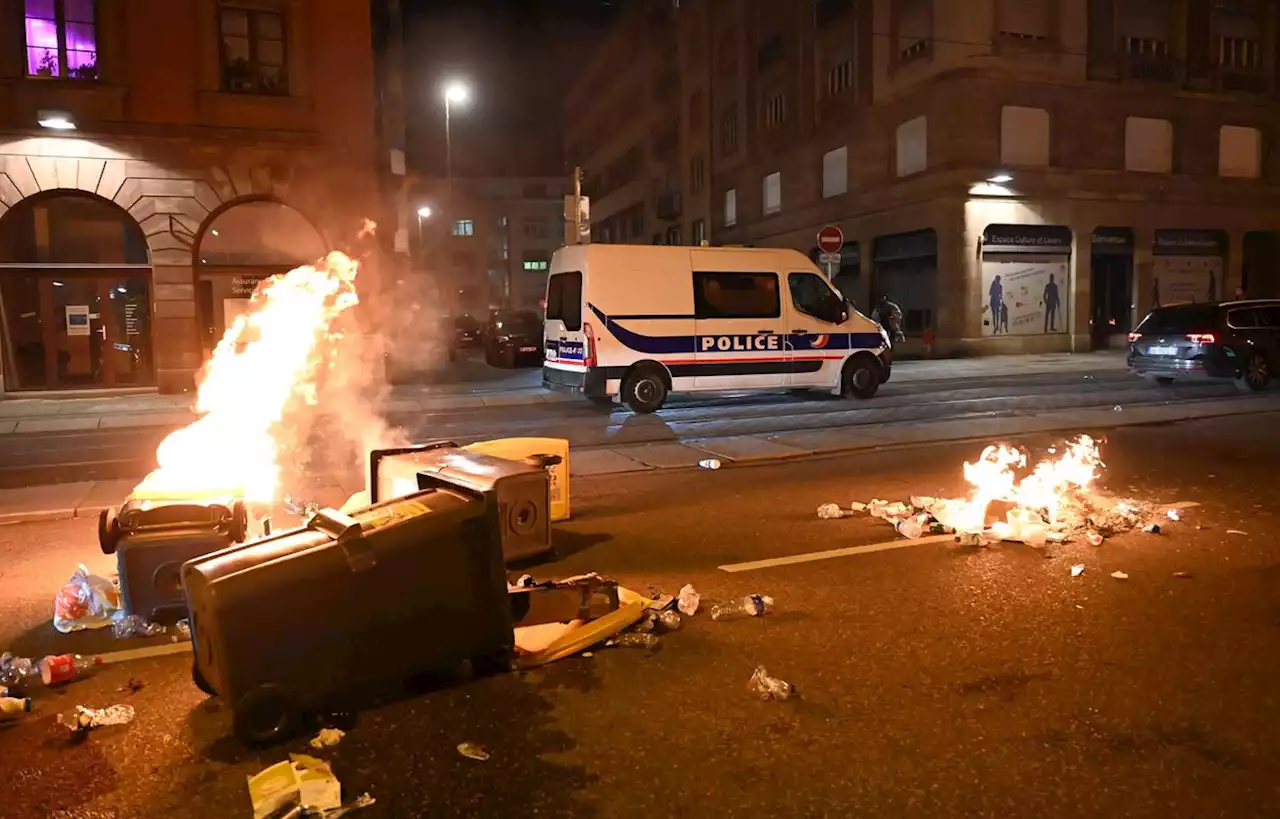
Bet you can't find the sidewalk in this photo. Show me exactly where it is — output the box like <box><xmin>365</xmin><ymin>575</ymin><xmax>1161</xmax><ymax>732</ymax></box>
<box><xmin>3</xmin><ymin>386</ymin><xmax>1274</xmax><ymax>527</ymax></box>
<box><xmin>0</xmin><ymin>351</ymin><xmax>1127</xmax><ymax>435</ymax></box>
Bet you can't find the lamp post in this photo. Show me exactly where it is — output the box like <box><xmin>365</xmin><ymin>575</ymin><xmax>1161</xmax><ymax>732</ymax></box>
<box><xmin>442</xmin><ymin>80</ymin><xmax>469</xmax><ymax>231</ymax></box>
<box><xmin>415</xmin><ymin>205</ymin><xmax>432</xmax><ymax>266</ymax></box>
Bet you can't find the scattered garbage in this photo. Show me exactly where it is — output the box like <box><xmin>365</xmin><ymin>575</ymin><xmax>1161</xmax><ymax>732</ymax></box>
<box><xmin>748</xmin><ymin>666</ymin><xmax>794</xmax><ymax>701</ymax></box>
<box><xmin>1071</xmin><ymin>564</ymin><xmax>1086</xmax><ymax>577</ymax></box>
<box><xmin>1174</xmin><ymin>571</ymin><xmax>1192</xmax><ymax>579</ymax></box>
<box><xmin>677</xmin><ymin>584</ymin><xmax>700</xmax><ymax>616</ymax></box>
<box><xmin>111</xmin><ymin>614</ymin><xmax>167</xmax><ymax>640</ymax></box>
<box><xmin>248</xmin><ymin>754</ymin><xmax>345</xmax><ymax>819</ymax></box>
<box><xmin>711</xmin><ymin>594</ymin><xmax>774</xmax><ymax>621</ymax></box>
<box><xmin>656</xmin><ymin>609</ymin><xmax>682</xmax><ymax>631</ymax></box>
<box><xmin>457</xmin><ymin>742</ymin><xmax>491</xmax><ymax>762</ymax></box>
<box><xmin>1113</xmin><ymin>405</ymin><xmax>1123</xmax><ymax>411</ymax></box>
<box><xmin>816</xmin><ymin>503</ymin><xmax>846</xmax><ymax>520</ymax></box>
<box><xmin>1111</xmin><ymin>571</ymin><xmax>1129</xmax><ymax>580</ymax></box>
<box><xmin>40</xmin><ymin>654</ymin><xmax>103</xmax><ymax>686</ymax></box>
<box><xmin>174</xmin><ymin>619</ymin><xmax>191</xmax><ymax>640</ymax></box>
<box><xmin>54</xmin><ymin>564</ymin><xmax>121</xmax><ymax>633</ymax></box>
<box><xmin>1143</xmin><ymin>524</ymin><xmax>1161</xmax><ymax>534</ymax></box>
<box><xmin>1086</xmin><ymin>531</ymin><xmax>1105</xmax><ymax>546</ymax></box>
<box><xmin>609</xmin><ymin>632</ymin><xmax>660</xmax><ymax>650</ymax></box>
<box><xmin>119</xmin><ymin>677</ymin><xmax>145</xmax><ymax>695</ymax></box>
<box><xmin>0</xmin><ymin>695</ymin><xmax>32</xmax><ymax>721</ymax></box>
<box><xmin>309</xmin><ymin>728</ymin><xmax>345</xmax><ymax>749</ymax></box>
<box><xmin>698</xmin><ymin>459</ymin><xmax>721</xmax><ymax>470</ymax></box>
<box><xmin>954</xmin><ymin>531</ymin><xmax>984</xmax><ymax>547</ymax></box>
<box><xmin>0</xmin><ymin>652</ymin><xmax>35</xmax><ymax>692</ymax></box>
<box><xmin>1166</xmin><ymin>508</ymin><xmax>1181</xmax><ymax>521</ymax></box>
<box><xmin>58</xmin><ymin>703</ymin><xmax>136</xmax><ymax>733</ymax></box>
<box><xmin>1227</xmin><ymin>529</ymin><xmax>1248</xmax><ymax>535</ymax></box>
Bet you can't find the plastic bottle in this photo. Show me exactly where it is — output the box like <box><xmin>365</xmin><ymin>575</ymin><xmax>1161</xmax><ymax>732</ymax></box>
<box><xmin>710</xmin><ymin>594</ymin><xmax>774</xmax><ymax>621</ymax></box>
<box><xmin>817</xmin><ymin>503</ymin><xmax>846</xmax><ymax>520</ymax></box>
<box><xmin>698</xmin><ymin>459</ymin><xmax>721</xmax><ymax>470</ymax></box>
<box><xmin>0</xmin><ymin>696</ymin><xmax>32</xmax><ymax>720</ymax></box>
<box><xmin>60</xmin><ymin>703</ymin><xmax>136</xmax><ymax>733</ymax></box>
<box><xmin>895</xmin><ymin>517</ymin><xmax>925</xmax><ymax>539</ymax></box>
<box><xmin>748</xmin><ymin>666</ymin><xmax>794</xmax><ymax>701</ymax></box>
<box><xmin>611</xmin><ymin>632</ymin><xmax>660</xmax><ymax>650</ymax></box>
<box><xmin>0</xmin><ymin>653</ymin><xmax>36</xmax><ymax>693</ymax></box>
<box><xmin>39</xmin><ymin>654</ymin><xmax>102</xmax><ymax>686</ymax></box>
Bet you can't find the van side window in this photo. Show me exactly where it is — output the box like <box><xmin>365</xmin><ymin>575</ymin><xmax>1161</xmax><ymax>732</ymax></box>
<box><xmin>692</xmin><ymin>271</ymin><xmax>780</xmax><ymax>319</ymax></box>
<box><xmin>788</xmin><ymin>272</ymin><xmax>844</xmax><ymax>323</ymax></box>
<box><xmin>546</xmin><ymin>271</ymin><xmax>583</xmax><ymax>331</ymax></box>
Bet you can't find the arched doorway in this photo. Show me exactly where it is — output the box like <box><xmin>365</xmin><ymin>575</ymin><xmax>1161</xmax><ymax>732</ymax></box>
<box><xmin>0</xmin><ymin>191</ymin><xmax>152</xmax><ymax>390</ymax></box>
<box><xmin>194</xmin><ymin>200</ymin><xmax>327</xmax><ymax>353</ymax></box>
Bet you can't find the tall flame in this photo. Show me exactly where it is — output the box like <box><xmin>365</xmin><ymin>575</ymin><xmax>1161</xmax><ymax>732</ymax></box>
<box><xmin>131</xmin><ymin>251</ymin><xmax>361</xmax><ymax>505</ymax></box>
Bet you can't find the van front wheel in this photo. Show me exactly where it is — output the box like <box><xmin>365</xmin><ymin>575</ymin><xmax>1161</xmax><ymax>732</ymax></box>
<box><xmin>622</xmin><ymin>367</ymin><xmax>668</xmax><ymax>413</ymax></box>
<box><xmin>842</xmin><ymin>355</ymin><xmax>880</xmax><ymax>400</ymax></box>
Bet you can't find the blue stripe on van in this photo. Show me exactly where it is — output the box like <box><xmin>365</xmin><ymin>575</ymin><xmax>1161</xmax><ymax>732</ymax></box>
<box><xmin>587</xmin><ymin>303</ymin><xmax>884</xmax><ymax>356</ymax></box>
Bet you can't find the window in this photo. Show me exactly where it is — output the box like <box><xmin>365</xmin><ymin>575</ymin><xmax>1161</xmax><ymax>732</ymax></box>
<box><xmin>896</xmin><ymin>116</ymin><xmax>928</xmax><ymax>177</ymax></box>
<box><xmin>1219</xmin><ymin>125</ymin><xmax>1262</xmax><ymax>179</ymax></box>
<box><xmin>1125</xmin><ymin>37</ymin><xmax>1168</xmax><ymax>57</ymax></box>
<box><xmin>693</xmin><ymin>219</ymin><xmax>707</xmax><ymax>246</ymax></box>
<box><xmin>665</xmin><ymin>225</ymin><xmax>682</xmax><ymax>246</ymax></box>
<box><xmin>1000</xmin><ymin>106</ymin><xmax>1050</xmax><ymax>167</ymax></box>
<box><xmin>24</xmin><ymin>0</ymin><xmax>97</xmax><ymax>79</ymax></box>
<box><xmin>822</xmin><ymin>147</ymin><xmax>848</xmax><ymax>198</ymax></box>
<box><xmin>828</xmin><ymin>59</ymin><xmax>854</xmax><ymax>97</ymax></box>
<box><xmin>1220</xmin><ymin>36</ymin><xmax>1262</xmax><ymax>70</ymax></box>
<box><xmin>693</xmin><ymin>271</ymin><xmax>780</xmax><ymax>319</ymax></box>
<box><xmin>691</xmin><ymin>155</ymin><xmax>706</xmax><ymax>193</ymax></box>
<box><xmin>523</xmin><ymin>219</ymin><xmax>548</xmax><ymax>239</ymax></box>
<box><xmin>898</xmin><ymin>0</ymin><xmax>931</xmax><ymax>61</ymax></box>
<box><xmin>762</xmin><ymin>172</ymin><xmax>781</xmax><ymax>215</ymax></box>
<box><xmin>789</xmin><ymin>273</ymin><xmax>845</xmax><ymax>323</ymax></box>
<box><xmin>1124</xmin><ymin>117</ymin><xmax>1173</xmax><ymax>173</ymax></box>
<box><xmin>523</xmin><ymin>259</ymin><xmax>549</xmax><ymax>272</ymax></box>
<box><xmin>452</xmin><ymin>219</ymin><xmax>475</xmax><ymax>236</ymax></box>
<box><xmin>545</xmin><ymin>271</ymin><xmax>582</xmax><ymax>331</ymax></box>
<box><xmin>763</xmin><ymin>93</ymin><xmax>787</xmax><ymax>129</ymax></box>
<box><xmin>724</xmin><ymin>188</ymin><xmax>737</xmax><ymax>227</ymax></box>
<box><xmin>996</xmin><ymin>0</ymin><xmax>1049</xmax><ymax>42</ymax></box>
<box><xmin>219</xmin><ymin>5</ymin><xmax>288</xmax><ymax>95</ymax></box>
<box><xmin>1217</xmin><ymin>8</ymin><xmax>1263</xmax><ymax>70</ymax></box>
<box><xmin>757</xmin><ymin>33</ymin><xmax>784</xmax><ymax>71</ymax></box>
<box><xmin>721</xmin><ymin>105</ymin><xmax>740</xmax><ymax>153</ymax></box>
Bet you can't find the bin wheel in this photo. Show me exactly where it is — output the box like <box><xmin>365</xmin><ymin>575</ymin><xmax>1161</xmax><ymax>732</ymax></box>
<box><xmin>229</xmin><ymin>500</ymin><xmax>249</xmax><ymax>542</ymax></box>
<box><xmin>233</xmin><ymin>684</ymin><xmax>297</xmax><ymax>745</ymax></box>
<box><xmin>98</xmin><ymin>507</ymin><xmax>121</xmax><ymax>555</ymax></box>
<box><xmin>191</xmin><ymin>661</ymin><xmax>217</xmax><ymax>696</ymax></box>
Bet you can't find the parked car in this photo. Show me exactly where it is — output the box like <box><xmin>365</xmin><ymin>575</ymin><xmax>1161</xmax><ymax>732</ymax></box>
<box><xmin>484</xmin><ymin>309</ymin><xmax>544</xmax><ymax>368</ymax></box>
<box><xmin>452</xmin><ymin>314</ymin><xmax>483</xmax><ymax>351</ymax></box>
<box><xmin>1127</xmin><ymin>299</ymin><xmax>1279</xmax><ymax>390</ymax></box>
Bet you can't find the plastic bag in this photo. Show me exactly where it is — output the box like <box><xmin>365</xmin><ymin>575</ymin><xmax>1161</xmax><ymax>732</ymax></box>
<box><xmin>53</xmin><ymin>564</ymin><xmax>121</xmax><ymax>634</ymax></box>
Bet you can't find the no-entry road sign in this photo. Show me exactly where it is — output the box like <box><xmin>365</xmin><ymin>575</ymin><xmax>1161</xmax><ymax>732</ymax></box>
<box><xmin>817</xmin><ymin>225</ymin><xmax>844</xmax><ymax>254</ymax></box>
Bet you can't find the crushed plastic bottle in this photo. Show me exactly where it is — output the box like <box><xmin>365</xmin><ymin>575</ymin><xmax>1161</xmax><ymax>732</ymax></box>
<box><xmin>0</xmin><ymin>696</ymin><xmax>32</xmax><ymax>721</ymax></box>
<box><xmin>111</xmin><ymin>614</ymin><xmax>166</xmax><ymax>640</ymax></box>
<box><xmin>59</xmin><ymin>703</ymin><xmax>135</xmax><ymax>733</ymax></box>
<box><xmin>817</xmin><ymin>503</ymin><xmax>846</xmax><ymax>520</ymax></box>
<box><xmin>656</xmin><ymin>610</ymin><xmax>682</xmax><ymax>632</ymax></box>
<box><xmin>711</xmin><ymin>594</ymin><xmax>774</xmax><ymax>621</ymax></box>
<box><xmin>698</xmin><ymin>459</ymin><xmax>721</xmax><ymax>470</ymax></box>
<box><xmin>1166</xmin><ymin>508</ymin><xmax>1181</xmax><ymax>521</ymax></box>
<box><xmin>610</xmin><ymin>632</ymin><xmax>660</xmax><ymax>650</ymax></box>
<box><xmin>748</xmin><ymin>666</ymin><xmax>794</xmax><ymax>701</ymax></box>
<box><xmin>0</xmin><ymin>652</ymin><xmax>37</xmax><ymax>693</ymax></box>
<box><xmin>895</xmin><ymin>516</ymin><xmax>925</xmax><ymax>539</ymax></box>
<box><xmin>848</xmin><ymin>501</ymin><xmax>868</xmax><ymax>513</ymax></box>
<box><xmin>677</xmin><ymin>584</ymin><xmax>700</xmax><ymax>616</ymax></box>
<box><xmin>39</xmin><ymin>654</ymin><xmax>102</xmax><ymax>686</ymax></box>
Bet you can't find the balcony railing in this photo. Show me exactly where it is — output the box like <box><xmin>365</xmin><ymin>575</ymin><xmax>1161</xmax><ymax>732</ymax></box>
<box><xmin>1122</xmin><ymin>54</ymin><xmax>1182</xmax><ymax>83</ymax></box>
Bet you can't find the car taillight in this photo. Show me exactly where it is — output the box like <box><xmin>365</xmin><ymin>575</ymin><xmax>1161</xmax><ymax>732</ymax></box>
<box><xmin>582</xmin><ymin>322</ymin><xmax>598</xmax><ymax>368</ymax></box>
<box><xmin>1127</xmin><ymin>332</ymin><xmax>1142</xmax><ymax>343</ymax></box>
<box><xmin>1187</xmin><ymin>332</ymin><xmax>1217</xmax><ymax>344</ymax></box>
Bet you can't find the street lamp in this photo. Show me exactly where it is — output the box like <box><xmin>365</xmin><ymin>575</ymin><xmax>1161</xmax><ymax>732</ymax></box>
<box><xmin>441</xmin><ymin>79</ymin><xmax>470</xmax><ymax>232</ymax></box>
<box><xmin>416</xmin><ymin>205</ymin><xmax>433</xmax><ymax>260</ymax></box>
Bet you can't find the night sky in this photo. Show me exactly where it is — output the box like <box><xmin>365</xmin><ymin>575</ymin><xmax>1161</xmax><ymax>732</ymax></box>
<box><xmin>402</xmin><ymin>0</ymin><xmax>623</xmax><ymax>179</ymax></box>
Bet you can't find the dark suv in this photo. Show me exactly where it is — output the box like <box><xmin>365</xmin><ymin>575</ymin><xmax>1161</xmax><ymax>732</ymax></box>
<box><xmin>1127</xmin><ymin>300</ymin><xmax>1279</xmax><ymax>390</ymax></box>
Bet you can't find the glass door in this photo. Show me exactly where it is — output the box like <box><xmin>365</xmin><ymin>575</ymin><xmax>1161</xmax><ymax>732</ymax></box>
<box><xmin>40</xmin><ymin>274</ymin><xmax>153</xmax><ymax>388</ymax></box>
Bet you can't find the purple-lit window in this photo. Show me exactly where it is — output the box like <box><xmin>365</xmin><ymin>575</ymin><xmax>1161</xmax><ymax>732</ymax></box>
<box><xmin>219</xmin><ymin>6</ymin><xmax>288</xmax><ymax>95</ymax></box>
<box><xmin>24</xmin><ymin>0</ymin><xmax>98</xmax><ymax>80</ymax></box>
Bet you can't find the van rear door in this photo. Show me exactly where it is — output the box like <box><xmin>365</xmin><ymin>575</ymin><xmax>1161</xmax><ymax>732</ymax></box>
<box><xmin>544</xmin><ymin>270</ymin><xmax>587</xmax><ymax>378</ymax></box>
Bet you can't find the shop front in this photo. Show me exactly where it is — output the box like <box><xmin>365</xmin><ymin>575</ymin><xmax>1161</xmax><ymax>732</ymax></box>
<box><xmin>0</xmin><ymin>191</ymin><xmax>154</xmax><ymax>391</ymax></box>
<box><xmin>1089</xmin><ymin>227</ymin><xmax>1135</xmax><ymax>349</ymax></box>
<box><xmin>1150</xmin><ymin>229</ymin><xmax>1226</xmax><ymax>309</ymax></box>
<box><xmin>978</xmin><ymin>224</ymin><xmax>1072</xmax><ymax>338</ymax></box>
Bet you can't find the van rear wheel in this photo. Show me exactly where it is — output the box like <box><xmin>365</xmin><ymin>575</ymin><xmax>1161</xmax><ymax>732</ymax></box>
<box><xmin>622</xmin><ymin>367</ymin><xmax>668</xmax><ymax>413</ymax></box>
<box><xmin>842</xmin><ymin>355</ymin><xmax>880</xmax><ymax>400</ymax></box>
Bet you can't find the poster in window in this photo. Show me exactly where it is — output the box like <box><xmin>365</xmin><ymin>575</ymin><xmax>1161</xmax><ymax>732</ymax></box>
<box><xmin>1151</xmin><ymin>255</ymin><xmax>1219</xmax><ymax>308</ymax></box>
<box><xmin>124</xmin><ymin>302</ymin><xmax>142</xmax><ymax>336</ymax></box>
<box><xmin>65</xmin><ymin>305</ymin><xmax>91</xmax><ymax>336</ymax></box>
<box><xmin>980</xmin><ymin>258</ymin><xmax>1069</xmax><ymax>336</ymax></box>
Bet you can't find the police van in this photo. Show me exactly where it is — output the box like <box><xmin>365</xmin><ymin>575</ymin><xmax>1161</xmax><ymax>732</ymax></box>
<box><xmin>542</xmin><ymin>244</ymin><xmax>892</xmax><ymax>413</ymax></box>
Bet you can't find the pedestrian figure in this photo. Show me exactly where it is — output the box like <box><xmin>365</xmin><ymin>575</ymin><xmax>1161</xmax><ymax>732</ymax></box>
<box><xmin>1042</xmin><ymin>273</ymin><xmax>1060</xmax><ymax>333</ymax></box>
<box><xmin>989</xmin><ymin>275</ymin><xmax>1004</xmax><ymax>334</ymax></box>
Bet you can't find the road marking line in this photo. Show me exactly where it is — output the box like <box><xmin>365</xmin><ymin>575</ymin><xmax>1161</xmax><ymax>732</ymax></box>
<box><xmin>719</xmin><ymin>534</ymin><xmax>954</xmax><ymax>573</ymax></box>
<box><xmin>98</xmin><ymin>641</ymin><xmax>193</xmax><ymax>664</ymax></box>
<box><xmin>719</xmin><ymin>501</ymin><xmax>1203</xmax><ymax>574</ymax></box>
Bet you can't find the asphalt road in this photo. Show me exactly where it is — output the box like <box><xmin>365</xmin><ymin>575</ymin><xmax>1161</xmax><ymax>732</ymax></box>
<box><xmin>2</xmin><ymin>412</ymin><xmax>1279</xmax><ymax>817</ymax></box>
<box><xmin>0</xmin><ymin>365</ymin><xmax>1256</xmax><ymax>487</ymax></box>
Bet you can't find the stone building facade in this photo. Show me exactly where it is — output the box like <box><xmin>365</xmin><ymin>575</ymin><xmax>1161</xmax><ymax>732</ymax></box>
<box><xmin>566</xmin><ymin>0</ymin><xmax>1280</xmax><ymax>356</ymax></box>
<box><xmin>0</xmin><ymin>0</ymin><xmax>386</xmax><ymax>395</ymax></box>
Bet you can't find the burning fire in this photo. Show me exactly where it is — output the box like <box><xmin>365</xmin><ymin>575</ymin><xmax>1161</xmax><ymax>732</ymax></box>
<box><xmin>131</xmin><ymin>251</ymin><xmax>362</xmax><ymax>506</ymax></box>
<box><xmin>937</xmin><ymin>435</ymin><xmax>1104</xmax><ymax>533</ymax></box>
